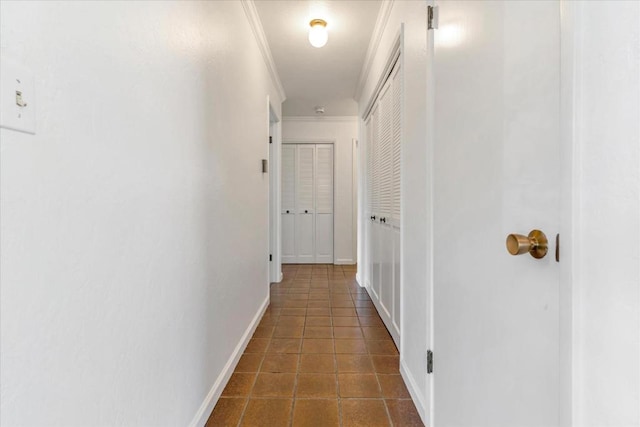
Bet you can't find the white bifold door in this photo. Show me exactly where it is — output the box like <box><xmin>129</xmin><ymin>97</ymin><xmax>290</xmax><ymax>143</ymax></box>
<box><xmin>364</xmin><ymin>59</ymin><xmax>402</xmax><ymax>347</ymax></box>
<box><xmin>281</xmin><ymin>143</ymin><xmax>334</xmax><ymax>264</ymax></box>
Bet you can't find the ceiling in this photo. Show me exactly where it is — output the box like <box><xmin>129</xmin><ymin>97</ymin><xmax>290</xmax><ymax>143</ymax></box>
<box><xmin>254</xmin><ymin>0</ymin><xmax>382</xmax><ymax>117</ymax></box>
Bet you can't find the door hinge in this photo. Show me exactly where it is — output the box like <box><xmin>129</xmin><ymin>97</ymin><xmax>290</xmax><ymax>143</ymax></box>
<box><xmin>427</xmin><ymin>5</ymin><xmax>439</xmax><ymax>30</ymax></box>
<box><xmin>269</xmin><ymin>254</ymin><xmax>272</xmax><ymax>262</ymax></box>
<box><xmin>269</xmin><ymin>136</ymin><xmax>272</xmax><ymax>144</ymax></box>
<box><xmin>427</xmin><ymin>350</ymin><xmax>433</xmax><ymax>374</ymax></box>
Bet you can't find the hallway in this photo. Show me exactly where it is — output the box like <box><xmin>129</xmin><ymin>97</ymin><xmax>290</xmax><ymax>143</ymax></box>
<box><xmin>1</xmin><ymin>1</ymin><xmax>638</xmax><ymax>426</ymax></box>
<box><xmin>207</xmin><ymin>264</ymin><xmax>422</xmax><ymax>426</ymax></box>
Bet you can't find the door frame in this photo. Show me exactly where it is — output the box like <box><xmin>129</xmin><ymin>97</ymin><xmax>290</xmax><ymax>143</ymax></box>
<box><xmin>268</xmin><ymin>100</ymin><xmax>282</xmax><ymax>283</ymax></box>
<box><xmin>558</xmin><ymin>2</ymin><xmax>639</xmax><ymax>425</ymax></box>
<box><xmin>282</xmin><ymin>139</ymin><xmax>336</xmax><ymax>264</ymax></box>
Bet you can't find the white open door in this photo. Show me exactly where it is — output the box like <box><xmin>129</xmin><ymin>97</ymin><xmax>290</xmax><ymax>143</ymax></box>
<box><xmin>281</xmin><ymin>144</ymin><xmax>296</xmax><ymax>264</ymax></box>
<box><xmin>432</xmin><ymin>1</ymin><xmax>561</xmax><ymax>426</ymax></box>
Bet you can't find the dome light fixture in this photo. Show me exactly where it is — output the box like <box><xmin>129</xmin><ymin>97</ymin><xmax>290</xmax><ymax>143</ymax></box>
<box><xmin>308</xmin><ymin>19</ymin><xmax>328</xmax><ymax>48</ymax></box>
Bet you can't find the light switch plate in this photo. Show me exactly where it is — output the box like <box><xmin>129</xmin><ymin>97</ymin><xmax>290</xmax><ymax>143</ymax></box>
<box><xmin>0</xmin><ymin>57</ymin><xmax>36</xmax><ymax>134</ymax></box>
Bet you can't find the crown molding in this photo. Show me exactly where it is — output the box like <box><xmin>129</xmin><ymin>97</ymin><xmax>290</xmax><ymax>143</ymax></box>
<box><xmin>241</xmin><ymin>0</ymin><xmax>287</xmax><ymax>102</ymax></box>
<box><xmin>283</xmin><ymin>116</ymin><xmax>358</xmax><ymax>122</ymax></box>
<box><xmin>354</xmin><ymin>0</ymin><xmax>394</xmax><ymax>102</ymax></box>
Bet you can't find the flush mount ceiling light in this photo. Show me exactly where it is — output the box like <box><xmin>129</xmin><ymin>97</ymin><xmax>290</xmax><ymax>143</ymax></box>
<box><xmin>308</xmin><ymin>19</ymin><xmax>328</xmax><ymax>48</ymax></box>
<box><xmin>315</xmin><ymin>106</ymin><xmax>325</xmax><ymax>114</ymax></box>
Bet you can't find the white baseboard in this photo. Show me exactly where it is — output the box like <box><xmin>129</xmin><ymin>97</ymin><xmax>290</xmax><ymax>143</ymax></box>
<box><xmin>400</xmin><ymin>359</ymin><xmax>428</xmax><ymax>426</ymax></box>
<box><xmin>334</xmin><ymin>258</ymin><xmax>355</xmax><ymax>265</ymax></box>
<box><xmin>189</xmin><ymin>295</ymin><xmax>270</xmax><ymax>427</ymax></box>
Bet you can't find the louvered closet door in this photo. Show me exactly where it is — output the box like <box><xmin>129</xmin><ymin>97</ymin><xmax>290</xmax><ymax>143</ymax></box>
<box><xmin>314</xmin><ymin>144</ymin><xmax>334</xmax><ymax>263</ymax></box>
<box><xmin>390</xmin><ymin>62</ymin><xmax>402</xmax><ymax>337</ymax></box>
<box><xmin>377</xmin><ymin>81</ymin><xmax>394</xmax><ymax>325</ymax></box>
<box><xmin>370</xmin><ymin>107</ymin><xmax>381</xmax><ymax>301</ymax></box>
<box><xmin>296</xmin><ymin>145</ymin><xmax>315</xmax><ymax>263</ymax></box>
<box><xmin>282</xmin><ymin>143</ymin><xmax>334</xmax><ymax>264</ymax></box>
<box><xmin>364</xmin><ymin>57</ymin><xmax>402</xmax><ymax>348</ymax></box>
<box><xmin>364</xmin><ymin>116</ymin><xmax>374</xmax><ymax>288</ymax></box>
<box><xmin>281</xmin><ymin>144</ymin><xmax>296</xmax><ymax>263</ymax></box>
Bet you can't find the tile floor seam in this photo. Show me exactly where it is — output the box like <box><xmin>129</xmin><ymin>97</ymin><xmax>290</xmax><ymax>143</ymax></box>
<box><xmin>333</xmin><ymin>316</ymin><xmax>344</xmax><ymax>427</ymax></box>
<box><xmin>235</xmin><ymin>348</ymin><xmax>267</xmax><ymax>427</ymax></box>
<box><xmin>289</xmin><ymin>349</ymin><xmax>302</xmax><ymax>427</ymax></box>
<box><xmin>373</xmin><ymin>367</ymin><xmax>394</xmax><ymax>427</ymax></box>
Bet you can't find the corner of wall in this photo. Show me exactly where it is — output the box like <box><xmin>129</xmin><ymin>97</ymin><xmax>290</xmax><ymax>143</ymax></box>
<box><xmin>354</xmin><ymin>0</ymin><xmax>395</xmax><ymax>102</ymax></box>
<box><xmin>240</xmin><ymin>0</ymin><xmax>286</xmax><ymax>102</ymax></box>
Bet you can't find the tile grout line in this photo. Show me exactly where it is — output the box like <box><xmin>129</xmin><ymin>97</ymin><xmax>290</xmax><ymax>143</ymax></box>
<box><xmin>331</xmin><ymin>309</ymin><xmax>344</xmax><ymax>427</ymax></box>
<box><xmin>235</xmin><ymin>336</ymin><xmax>269</xmax><ymax>427</ymax></box>
<box><xmin>337</xmin><ymin>274</ymin><xmax>356</xmax><ymax>427</ymax></box>
<box><xmin>287</xmin><ymin>280</ymin><xmax>307</xmax><ymax>427</ymax></box>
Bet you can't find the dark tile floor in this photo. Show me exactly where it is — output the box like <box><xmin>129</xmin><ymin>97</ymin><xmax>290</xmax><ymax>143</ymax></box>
<box><xmin>206</xmin><ymin>264</ymin><xmax>424</xmax><ymax>426</ymax></box>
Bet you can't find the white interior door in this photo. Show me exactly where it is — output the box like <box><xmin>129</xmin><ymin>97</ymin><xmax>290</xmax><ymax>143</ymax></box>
<box><xmin>296</xmin><ymin>144</ymin><xmax>315</xmax><ymax>263</ymax></box>
<box><xmin>362</xmin><ymin>56</ymin><xmax>403</xmax><ymax>347</ymax></box>
<box><xmin>433</xmin><ymin>1</ymin><xmax>560</xmax><ymax>426</ymax></box>
<box><xmin>369</xmin><ymin>108</ymin><xmax>381</xmax><ymax>300</ymax></box>
<box><xmin>390</xmin><ymin>62</ymin><xmax>402</xmax><ymax>339</ymax></box>
<box><xmin>377</xmin><ymin>80</ymin><xmax>394</xmax><ymax>327</ymax></box>
<box><xmin>281</xmin><ymin>144</ymin><xmax>296</xmax><ymax>263</ymax></box>
<box><xmin>282</xmin><ymin>143</ymin><xmax>334</xmax><ymax>264</ymax></box>
<box><xmin>364</xmin><ymin>62</ymin><xmax>402</xmax><ymax>347</ymax></box>
<box><xmin>315</xmin><ymin>144</ymin><xmax>334</xmax><ymax>263</ymax></box>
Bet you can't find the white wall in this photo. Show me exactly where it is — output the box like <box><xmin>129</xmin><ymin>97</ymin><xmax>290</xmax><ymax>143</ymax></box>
<box><xmin>357</xmin><ymin>1</ymin><xmax>431</xmax><ymax>422</ymax></box>
<box><xmin>282</xmin><ymin>117</ymin><xmax>357</xmax><ymax>265</ymax></box>
<box><xmin>563</xmin><ymin>1</ymin><xmax>640</xmax><ymax>425</ymax></box>
<box><xmin>0</xmin><ymin>1</ymin><xmax>282</xmax><ymax>426</ymax></box>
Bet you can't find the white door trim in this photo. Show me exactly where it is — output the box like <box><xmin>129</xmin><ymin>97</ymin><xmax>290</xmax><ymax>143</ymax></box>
<box><xmin>268</xmin><ymin>99</ymin><xmax>282</xmax><ymax>283</ymax></box>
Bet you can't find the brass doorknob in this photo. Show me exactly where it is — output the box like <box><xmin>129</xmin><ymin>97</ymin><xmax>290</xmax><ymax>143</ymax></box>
<box><xmin>506</xmin><ymin>230</ymin><xmax>548</xmax><ymax>259</ymax></box>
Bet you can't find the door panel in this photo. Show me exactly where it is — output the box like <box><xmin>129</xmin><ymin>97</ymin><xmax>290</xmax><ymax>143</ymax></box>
<box><xmin>297</xmin><ymin>145</ymin><xmax>314</xmax><ymax>215</ymax></box>
<box><xmin>433</xmin><ymin>1</ymin><xmax>560</xmax><ymax>426</ymax></box>
<box><xmin>371</xmin><ymin>222</ymin><xmax>381</xmax><ymax>300</ymax></box>
<box><xmin>392</xmin><ymin>226</ymin><xmax>401</xmax><ymax>341</ymax></box>
<box><xmin>296</xmin><ymin>212</ymin><xmax>314</xmax><ymax>263</ymax></box>
<box><xmin>315</xmin><ymin>145</ymin><xmax>333</xmax><ymax>214</ymax></box>
<box><xmin>281</xmin><ymin>145</ymin><xmax>296</xmax><ymax>214</ymax></box>
<box><xmin>315</xmin><ymin>144</ymin><xmax>334</xmax><ymax>263</ymax></box>
<box><xmin>379</xmin><ymin>223</ymin><xmax>394</xmax><ymax>324</ymax></box>
<box><xmin>281</xmin><ymin>214</ymin><xmax>295</xmax><ymax>263</ymax></box>
<box><xmin>296</xmin><ymin>144</ymin><xmax>315</xmax><ymax>263</ymax></box>
<box><xmin>315</xmin><ymin>214</ymin><xmax>333</xmax><ymax>263</ymax></box>
<box><xmin>365</xmin><ymin>115</ymin><xmax>374</xmax><ymax>287</ymax></box>
<box><xmin>281</xmin><ymin>144</ymin><xmax>296</xmax><ymax>263</ymax></box>
<box><xmin>365</xmin><ymin>216</ymin><xmax>373</xmax><ymax>288</ymax></box>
